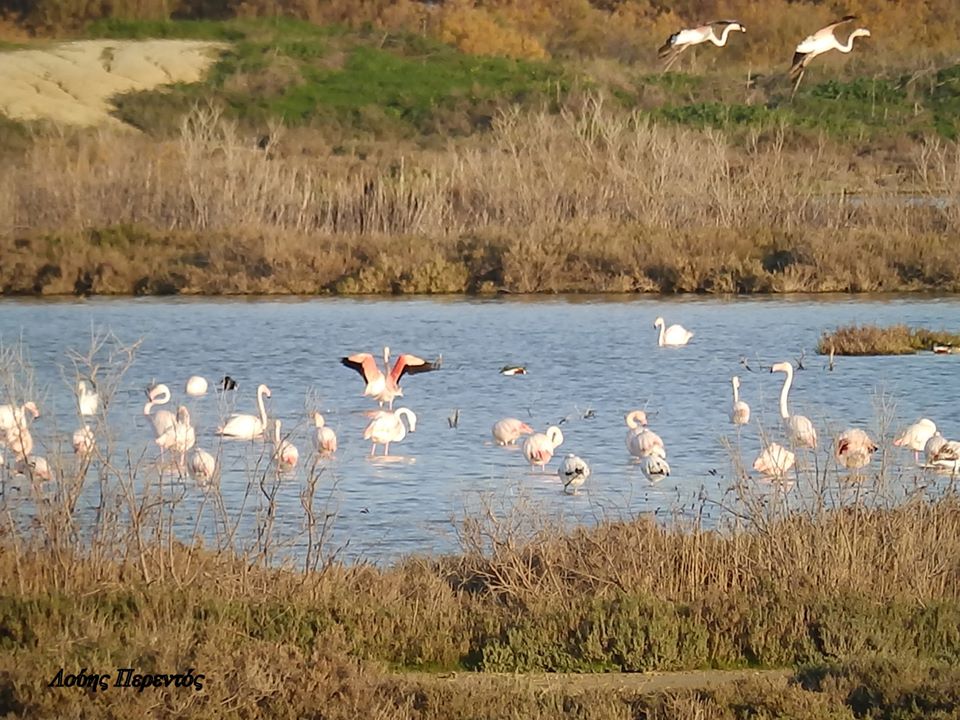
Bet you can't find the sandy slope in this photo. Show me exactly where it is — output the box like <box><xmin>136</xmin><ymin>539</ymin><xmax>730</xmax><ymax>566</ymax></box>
<box><xmin>0</xmin><ymin>39</ymin><xmax>225</xmax><ymax>127</ymax></box>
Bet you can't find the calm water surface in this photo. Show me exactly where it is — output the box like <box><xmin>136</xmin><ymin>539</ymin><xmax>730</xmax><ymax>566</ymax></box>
<box><xmin>0</xmin><ymin>294</ymin><xmax>957</xmax><ymax>562</ymax></box>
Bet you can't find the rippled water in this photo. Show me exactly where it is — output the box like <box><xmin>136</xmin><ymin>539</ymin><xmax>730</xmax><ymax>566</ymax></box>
<box><xmin>0</xmin><ymin>294</ymin><xmax>957</xmax><ymax>561</ymax></box>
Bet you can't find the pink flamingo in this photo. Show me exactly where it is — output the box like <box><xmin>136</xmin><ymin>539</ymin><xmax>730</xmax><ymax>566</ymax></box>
<box><xmin>492</xmin><ymin>418</ymin><xmax>534</xmax><ymax>446</ymax></box>
<box><xmin>342</xmin><ymin>346</ymin><xmax>439</xmax><ymax>408</ymax></box>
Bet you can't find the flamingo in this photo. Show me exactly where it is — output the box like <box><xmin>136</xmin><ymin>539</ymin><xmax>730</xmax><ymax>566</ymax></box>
<box><xmin>156</xmin><ymin>406</ymin><xmax>196</xmax><ymax>458</ymax></box>
<box><xmin>273</xmin><ymin>420</ymin><xmax>299</xmax><ymax>470</ymax></box>
<box><xmin>731</xmin><ymin>376</ymin><xmax>750</xmax><ymax>425</ymax></box>
<box><xmin>558</xmin><ymin>454</ymin><xmax>590</xmax><ymax>494</ymax></box>
<box><xmin>77</xmin><ymin>381</ymin><xmax>99</xmax><ymax>416</ymax></box>
<box><xmin>189</xmin><ymin>448</ymin><xmax>217</xmax><ymax>486</ymax></box>
<box><xmin>363</xmin><ymin>407</ymin><xmax>417</xmax><ymax>456</ymax></box>
<box><xmin>185</xmin><ymin>376</ymin><xmax>208</xmax><ymax>397</ymax></box>
<box><xmin>658</xmin><ymin>20</ymin><xmax>746</xmax><ymax>71</ymax></box>
<box><xmin>16</xmin><ymin>455</ymin><xmax>51</xmax><ymax>481</ymax></box>
<box><xmin>643</xmin><ymin>454</ymin><xmax>671</xmax><ymax>481</ymax></box>
<box><xmin>522</xmin><ymin>426</ymin><xmax>564</xmax><ymax>470</ymax></box>
<box><xmin>491</xmin><ymin>418</ymin><xmax>534</xmax><ymax>446</ymax></box>
<box><xmin>929</xmin><ymin>439</ymin><xmax>960</xmax><ymax>473</ymax></box>
<box><xmin>0</xmin><ymin>401</ymin><xmax>40</xmax><ymax>432</ymax></box>
<box><xmin>654</xmin><ymin>317</ymin><xmax>694</xmax><ymax>347</ymax></box>
<box><xmin>342</xmin><ymin>347</ymin><xmax>439</xmax><ymax>409</ymax></box>
<box><xmin>144</xmin><ymin>384</ymin><xmax>176</xmax><ymax>439</ymax></box>
<box><xmin>311</xmin><ymin>412</ymin><xmax>338</xmax><ymax>455</ymax></box>
<box><xmin>835</xmin><ymin>428</ymin><xmax>878</xmax><ymax>471</ymax></box>
<box><xmin>925</xmin><ymin>432</ymin><xmax>947</xmax><ymax>466</ymax></box>
<box><xmin>770</xmin><ymin>361</ymin><xmax>817</xmax><ymax>448</ymax></box>
<box><xmin>894</xmin><ymin>419</ymin><xmax>937</xmax><ymax>464</ymax></box>
<box><xmin>216</xmin><ymin>384</ymin><xmax>271</xmax><ymax>439</ymax></box>
<box><xmin>753</xmin><ymin>442</ymin><xmax>796</xmax><ymax>478</ymax></box>
<box><xmin>790</xmin><ymin>16</ymin><xmax>871</xmax><ymax>95</ymax></box>
<box><xmin>4</xmin><ymin>425</ymin><xmax>33</xmax><ymax>461</ymax></box>
<box><xmin>72</xmin><ymin>425</ymin><xmax>95</xmax><ymax>456</ymax></box>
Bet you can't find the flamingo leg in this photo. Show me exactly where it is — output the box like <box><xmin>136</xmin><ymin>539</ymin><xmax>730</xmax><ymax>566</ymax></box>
<box><xmin>370</xmin><ymin>443</ymin><xmax>376</xmax><ymax>457</ymax></box>
<box><xmin>384</xmin><ymin>442</ymin><xmax>390</xmax><ymax>456</ymax></box>
<box><xmin>791</xmin><ymin>68</ymin><xmax>805</xmax><ymax>98</ymax></box>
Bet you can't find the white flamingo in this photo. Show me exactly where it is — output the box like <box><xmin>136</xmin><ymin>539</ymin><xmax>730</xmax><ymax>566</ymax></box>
<box><xmin>925</xmin><ymin>432</ymin><xmax>947</xmax><ymax>466</ymax></box>
<box><xmin>894</xmin><ymin>419</ymin><xmax>937</xmax><ymax>464</ymax></box>
<box><xmin>342</xmin><ymin>346</ymin><xmax>439</xmax><ymax>408</ymax></box>
<box><xmin>658</xmin><ymin>20</ymin><xmax>746</xmax><ymax>71</ymax></box>
<box><xmin>770</xmin><ymin>361</ymin><xmax>817</xmax><ymax>448</ymax></box>
<box><xmin>189</xmin><ymin>448</ymin><xmax>217</xmax><ymax>486</ymax></box>
<box><xmin>929</xmin><ymin>439</ymin><xmax>960</xmax><ymax>473</ymax></box>
<box><xmin>492</xmin><ymin>418</ymin><xmax>535</xmax><ymax>446</ymax></box>
<box><xmin>4</xmin><ymin>425</ymin><xmax>33</xmax><ymax>461</ymax></box>
<box><xmin>790</xmin><ymin>16</ymin><xmax>871</xmax><ymax>94</ymax></box>
<box><xmin>216</xmin><ymin>384</ymin><xmax>271</xmax><ymax>439</ymax></box>
<box><xmin>835</xmin><ymin>428</ymin><xmax>878</xmax><ymax>471</ymax></box>
<box><xmin>77</xmin><ymin>381</ymin><xmax>99</xmax><ymax>416</ymax></box>
<box><xmin>654</xmin><ymin>317</ymin><xmax>694</xmax><ymax>347</ymax></box>
<box><xmin>522</xmin><ymin>426</ymin><xmax>564</xmax><ymax>470</ymax></box>
<box><xmin>731</xmin><ymin>376</ymin><xmax>750</xmax><ymax>425</ymax></box>
<box><xmin>363</xmin><ymin>407</ymin><xmax>417</xmax><ymax>456</ymax></box>
<box><xmin>273</xmin><ymin>420</ymin><xmax>299</xmax><ymax>470</ymax></box>
<box><xmin>625</xmin><ymin>410</ymin><xmax>661</xmax><ymax>457</ymax></box>
<box><xmin>753</xmin><ymin>442</ymin><xmax>796</xmax><ymax>478</ymax></box>
<box><xmin>16</xmin><ymin>455</ymin><xmax>51</xmax><ymax>481</ymax></box>
<box><xmin>144</xmin><ymin>384</ymin><xmax>176</xmax><ymax>439</ymax></box>
<box><xmin>72</xmin><ymin>425</ymin><xmax>95</xmax><ymax>456</ymax></box>
<box><xmin>558</xmin><ymin>454</ymin><xmax>590</xmax><ymax>494</ymax></box>
<box><xmin>311</xmin><ymin>412</ymin><xmax>338</xmax><ymax>455</ymax></box>
<box><xmin>643</xmin><ymin>455</ymin><xmax>671</xmax><ymax>481</ymax></box>
<box><xmin>156</xmin><ymin>406</ymin><xmax>196</xmax><ymax>458</ymax></box>
<box><xmin>185</xmin><ymin>376</ymin><xmax>208</xmax><ymax>397</ymax></box>
<box><xmin>0</xmin><ymin>401</ymin><xmax>40</xmax><ymax>433</ymax></box>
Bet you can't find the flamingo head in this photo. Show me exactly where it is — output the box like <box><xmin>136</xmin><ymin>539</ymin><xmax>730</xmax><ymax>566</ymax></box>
<box><xmin>258</xmin><ymin>384</ymin><xmax>272</xmax><ymax>398</ymax></box>
<box><xmin>653</xmin><ymin>317</ymin><xmax>664</xmax><ymax>329</ymax></box>
<box><xmin>383</xmin><ymin>346</ymin><xmax>390</xmax><ymax>365</ymax></box>
<box><xmin>147</xmin><ymin>383</ymin><xmax>171</xmax><ymax>402</ymax></box>
<box><xmin>851</xmin><ymin>28</ymin><xmax>871</xmax><ymax>40</ymax></box>
<box><xmin>732</xmin><ymin>376</ymin><xmax>740</xmax><ymax>390</ymax></box>
<box><xmin>23</xmin><ymin>401</ymin><xmax>40</xmax><ymax>419</ymax></box>
<box><xmin>770</xmin><ymin>361</ymin><xmax>791</xmax><ymax>374</ymax></box>
<box><xmin>312</xmin><ymin>411</ymin><xmax>325</xmax><ymax>428</ymax></box>
<box><xmin>177</xmin><ymin>406</ymin><xmax>191</xmax><ymax>424</ymax></box>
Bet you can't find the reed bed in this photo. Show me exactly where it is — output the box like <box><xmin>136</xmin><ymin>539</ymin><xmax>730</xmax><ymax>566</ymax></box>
<box><xmin>2</xmin><ymin>336</ymin><xmax>960</xmax><ymax>718</ymax></box>
<box><xmin>3</xmin><ymin>102</ymin><xmax>960</xmax><ymax>294</ymax></box>
<box><xmin>818</xmin><ymin>324</ymin><xmax>960</xmax><ymax>355</ymax></box>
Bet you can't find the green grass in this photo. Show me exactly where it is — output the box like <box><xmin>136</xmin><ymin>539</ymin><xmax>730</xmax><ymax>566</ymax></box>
<box><xmin>818</xmin><ymin>324</ymin><xmax>960</xmax><ymax>355</ymax></box>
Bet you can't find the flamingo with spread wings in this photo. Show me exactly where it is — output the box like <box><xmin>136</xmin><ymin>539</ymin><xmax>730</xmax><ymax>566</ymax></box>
<box><xmin>789</xmin><ymin>16</ymin><xmax>871</xmax><ymax>94</ymax></box>
<box><xmin>341</xmin><ymin>346</ymin><xmax>439</xmax><ymax>408</ymax></box>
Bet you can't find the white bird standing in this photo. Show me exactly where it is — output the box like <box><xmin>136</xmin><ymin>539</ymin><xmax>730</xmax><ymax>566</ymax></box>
<box><xmin>522</xmin><ymin>426</ymin><xmax>564</xmax><ymax>470</ymax></box>
<box><xmin>643</xmin><ymin>455</ymin><xmax>671</xmax><ymax>481</ymax></box>
<box><xmin>311</xmin><ymin>412</ymin><xmax>338</xmax><ymax>455</ymax></box>
<box><xmin>731</xmin><ymin>376</ymin><xmax>750</xmax><ymax>425</ymax></box>
<box><xmin>185</xmin><ymin>376</ymin><xmax>208</xmax><ymax>397</ymax></box>
<box><xmin>658</xmin><ymin>20</ymin><xmax>746</xmax><ymax>71</ymax></box>
<box><xmin>654</xmin><ymin>317</ymin><xmax>694</xmax><ymax>347</ymax></box>
<box><xmin>770</xmin><ymin>361</ymin><xmax>817</xmax><ymax>448</ymax></box>
<box><xmin>144</xmin><ymin>384</ymin><xmax>176</xmax><ymax>439</ymax></box>
<box><xmin>925</xmin><ymin>432</ymin><xmax>947</xmax><ymax>466</ymax></box>
<box><xmin>894</xmin><ymin>419</ymin><xmax>937</xmax><ymax>464</ymax></box>
<box><xmin>789</xmin><ymin>16</ymin><xmax>871</xmax><ymax>94</ymax></box>
<box><xmin>16</xmin><ymin>455</ymin><xmax>51</xmax><ymax>481</ymax></box>
<box><xmin>273</xmin><ymin>420</ymin><xmax>299</xmax><ymax>470</ymax></box>
<box><xmin>835</xmin><ymin>428</ymin><xmax>878</xmax><ymax>471</ymax></box>
<box><xmin>0</xmin><ymin>401</ymin><xmax>40</xmax><ymax>433</ymax></box>
<box><xmin>77</xmin><ymin>381</ymin><xmax>99</xmax><ymax>416</ymax></box>
<box><xmin>189</xmin><ymin>448</ymin><xmax>217</xmax><ymax>486</ymax></box>
<box><xmin>216</xmin><ymin>384</ymin><xmax>271</xmax><ymax>439</ymax></box>
<box><xmin>558</xmin><ymin>454</ymin><xmax>590</xmax><ymax>494</ymax></box>
<box><xmin>491</xmin><ymin>418</ymin><xmax>535</xmax><ymax>446</ymax></box>
<box><xmin>753</xmin><ymin>442</ymin><xmax>796</xmax><ymax>478</ymax></box>
<box><xmin>72</xmin><ymin>425</ymin><xmax>95</xmax><ymax>456</ymax></box>
<box><xmin>156</xmin><ymin>406</ymin><xmax>196</xmax><ymax>458</ymax></box>
<box><xmin>363</xmin><ymin>407</ymin><xmax>417</xmax><ymax>456</ymax></box>
<box><xmin>4</xmin><ymin>425</ymin><xmax>33</xmax><ymax>461</ymax></box>
<box><xmin>929</xmin><ymin>439</ymin><xmax>960</xmax><ymax>473</ymax></box>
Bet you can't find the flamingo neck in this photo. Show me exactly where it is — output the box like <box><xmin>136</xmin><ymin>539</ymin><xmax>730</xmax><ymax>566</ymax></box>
<box><xmin>732</xmin><ymin>382</ymin><xmax>740</xmax><ymax>404</ymax></box>
<box><xmin>258</xmin><ymin>389</ymin><xmax>268</xmax><ymax>426</ymax></box>
<box><xmin>778</xmin><ymin>367</ymin><xmax>793</xmax><ymax>419</ymax></box>
<box><xmin>657</xmin><ymin>323</ymin><xmax>665</xmax><ymax>346</ymax></box>
<box><xmin>834</xmin><ymin>34</ymin><xmax>857</xmax><ymax>53</ymax></box>
<box><xmin>710</xmin><ymin>25</ymin><xmax>737</xmax><ymax>46</ymax></box>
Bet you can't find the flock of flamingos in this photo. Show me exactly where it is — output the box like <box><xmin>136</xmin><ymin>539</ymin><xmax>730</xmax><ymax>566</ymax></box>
<box><xmin>0</xmin><ymin>315</ymin><xmax>957</xmax><ymax>496</ymax></box>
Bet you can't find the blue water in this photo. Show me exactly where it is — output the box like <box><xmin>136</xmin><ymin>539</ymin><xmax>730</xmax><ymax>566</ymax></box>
<box><xmin>0</xmin><ymin>294</ymin><xmax>957</xmax><ymax>562</ymax></box>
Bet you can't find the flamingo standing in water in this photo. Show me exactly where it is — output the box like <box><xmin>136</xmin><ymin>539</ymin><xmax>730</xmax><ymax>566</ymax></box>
<box><xmin>654</xmin><ymin>317</ymin><xmax>694</xmax><ymax>347</ymax></box>
<box><xmin>625</xmin><ymin>411</ymin><xmax>666</xmax><ymax>459</ymax></box>
<box><xmin>925</xmin><ymin>432</ymin><xmax>947</xmax><ymax>466</ymax></box>
<box><xmin>643</xmin><ymin>455</ymin><xmax>671</xmax><ymax>481</ymax></box>
<box><xmin>77</xmin><ymin>381</ymin><xmax>99</xmax><ymax>416</ymax></box>
<box><xmin>929</xmin><ymin>439</ymin><xmax>960</xmax><ymax>473</ymax></box>
<box><xmin>0</xmin><ymin>401</ymin><xmax>40</xmax><ymax>434</ymax></box>
<box><xmin>753</xmin><ymin>442</ymin><xmax>796</xmax><ymax>478</ymax></box>
<box><xmin>731</xmin><ymin>376</ymin><xmax>750</xmax><ymax>425</ymax></box>
<box><xmin>835</xmin><ymin>428</ymin><xmax>878</xmax><ymax>471</ymax></box>
<box><xmin>273</xmin><ymin>420</ymin><xmax>299</xmax><ymax>470</ymax></box>
<box><xmin>144</xmin><ymin>384</ymin><xmax>176</xmax><ymax>439</ymax></box>
<box><xmin>156</xmin><ymin>406</ymin><xmax>196</xmax><ymax>462</ymax></box>
<box><xmin>189</xmin><ymin>448</ymin><xmax>217</xmax><ymax>486</ymax></box>
<box><xmin>311</xmin><ymin>412</ymin><xmax>338</xmax><ymax>455</ymax></box>
<box><xmin>770</xmin><ymin>362</ymin><xmax>817</xmax><ymax>448</ymax></box>
<box><xmin>658</xmin><ymin>20</ymin><xmax>746</xmax><ymax>71</ymax></box>
<box><xmin>342</xmin><ymin>347</ymin><xmax>439</xmax><ymax>409</ymax></box>
<box><xmin>559</xmin><ymin>454</ymin><xmax>590</xmax><ymax>494</ymax></box>
<box><xmin>216</xmin><ymin>384</ymin><xmax>271</xmax><ymax>439</ymax></box>
<box><xmin>894</xmin><ymin>419</ymin><xmax>937</xmax><ymax>464</ymax></box>
<box><xmin>789</xmin><ymin>16</ymin><xmax>871</xmax><ymax>95</ymax></box>
<box><xmin>72</xmin><ymin>426</ymin><xmax>95</xmax><ymax>456</ymax></box>
<box><xmin>492</xmin><ymin>418</ymin><xmax>534</xmax><ymax>446</ymax></box>
<box><xmin>522</xmin><ymin>426</ymin><xmax>564</xmax><ymax>470</ymax></box>
<box><xmin>363</xmin><ymin>408</ymin><xmax>417</xmax><ymax>456</ymax></box>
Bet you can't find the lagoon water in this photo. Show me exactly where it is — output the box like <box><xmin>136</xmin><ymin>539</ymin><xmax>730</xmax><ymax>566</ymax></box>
<box><xmin>0</xmin><ymin>294</ymin><xmax>957</xmax><ymax>562</ymax></box>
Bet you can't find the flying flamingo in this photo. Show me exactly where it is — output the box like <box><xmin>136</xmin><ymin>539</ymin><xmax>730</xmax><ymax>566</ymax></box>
<box><xmin>558</xmin><ymin>454</ymin><xmax>590</xmax><ymax>494</ymax></box>
<box><xmin>311</xmin><ymin>412</ymin><xmax>338</xmax><ymax>455</ymax></box>
<box><xmin>273</xmin><ymin>420</ymin><xmax>299</xmax><ymax>470</ymax></box>
<box><xmin>654</xmin><ymin>317</ymin><xmax>694</xmax><ymax>347</ymax></box>
<box><xmin>342</xmin><ymin>346</ymin><xmax>439</xmax><ymax>409</ymax></box>
<box><xmin>77</xmin><ymin>381</ymin><xmax>99</xmax><ymax>416</ymax></box>
<box><xmin>790</xmin><ymin>16</ymin><xmax>871</xmax><ymax>95</ymax></box>
<box><xmin>894</xmin><ymin>418</ymin><xmax>937</xmax><ymax>464</ymax></box>
<box><xmin>770</xmin><ymin>361</ymin><xmax>817</xmax><ymax>448</ymax></box>
<box><xmin>216</xmin><ymin>384</ymin><xmax>271</xmax><ymax>439</ymax></box>
<box><xmin>522</xmin><ymin>426</ymin><xmax>564</xmax><ymax>470</ymax></box>
<box><xmin>144</xmin><ymin>384</ymin><xmax>176</xmax><ymax>439</ymax></box>
<box><xmin>753</xmin><ymin>442</ymin><xmax>796</xmax><ymax>478</ymax></box>
<box><xmin>835</xmin><ymin>428</ymin><xmax>878</xmax><ymax>471</ymax></box>
<box><xmin>491</xmin><ymin>418</ymin><xmax>534</xmax><ymax>446</ymax></box>
<box><xmin>658</xmin><ymin>20</ymin><xmax>746</xmax><ymax>71</ymax></box>
<box><xmin>731</xmin><ymin>376</ymin><xmax>750</xmax><ymax>425</ymax></box>
<box><xmin>363</xmin><ymin>407</ymin><xmax>417</xmax><ymax>456</ymax></box>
